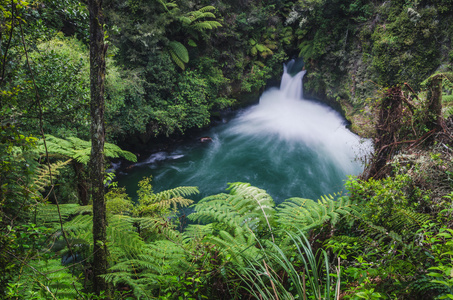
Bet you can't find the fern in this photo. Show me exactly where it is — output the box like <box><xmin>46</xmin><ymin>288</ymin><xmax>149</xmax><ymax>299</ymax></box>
<box><xmin>33</xmin><ymin>159</ymin><xmax>72</xmax><ymax>191</ymax></box>
<box><xmin>206</xmin><ymin>227</ymin><xmax>262</xmax><ymax>266</ymax></box>
<box><xmin>189</xmin><ymin>182</ymin><xmax>275</xmax><ymax>235</ymax></box>
<box><xmin>197</xmin><ymin>5</ymin><xmax>216</xmax><ymax>12</ymax></box>
<box><xmin>276</xmin><ymin>195</ymin><xmax>359</xmax><ymax>232</ymax></box>
<box><xmin>10</xmin><ymin>258</ymin><xmax>83</xmax><ymax>299</ymax></box>
<box><xmin>105</xmin><ymin>237</ymin><xmax>196</xmax><ymax>298</ymax></box>
<box><xmin>299</xmin><ymin>40</ymin><xmax>315</xmax><ymax>59</ymax></box>
<box><xmin>35</xmin><ymin>203</ymin><xmax>86</xmax><ymax>227</ymax></box>
<box><xmin>184</xmin><ymin>223</ymin><xmax>215</xmax><ymax>240</ymax></box>
<box><xmin>185</xmin><ymin>6</ymin><xmax>222</xmax><ymax>32</ymax></box>
<box><xmin>168</xmin><ymin>41</ymin><xmax>189</xmax><ymax>70</ymax></box>
<box><xmin>52</xmin><ymin>212</ymin><xmax>146</xmax><ymax>263</ymax></box>
<box><xmin>135</xmin><ymin>185</ymin><xmax>198</xmax><ymax>217</ymax></box>
<box><xmin>38</xmin><ymin>134</ymin><xmax>137</xmax><ymax>164</ymax></box>
<box><xmin>191</xmin><ymin>21</ymin><xmax>222</xmax><ymax>31</ymax></box>
<box><xmin>133</xmin><ymin>215</ymin><xmax>186</xmax><ymax>243</ymax></box>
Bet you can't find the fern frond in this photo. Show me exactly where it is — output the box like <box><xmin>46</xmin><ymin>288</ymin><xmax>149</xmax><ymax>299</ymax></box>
<box><xmin>136</xmin><ymin>186</ymin><xmax>198</xmax><ymax>217</ymax></box>
<box><xmin>107</xmin><ymin>241</ymin><xmax>195</xmax><ymax>297</ymax></box>
<box><xmin>168</xmin><ymin>41</ymin><xmax>189</xmax><ymax>70</ymax></box>
<box><xmin>134</xmin><ymin>216</ymin><xmax>186</xmax><ymax>243</ymax></box>
<box><xmin>35</xmin><ymin>203</ymin><xmax>86</xmax><ymax>227</ymax></box>
<box><xmin>34</xmin><ymin>159</ymin><xmax>72</xmax><ymax>191</ymax></box>
<box><xmin>108</xmin><ymin>215</ymin><xmax>145</xmax><ymax>261</ymax></box>
<box><xmin>104</xmin><ymin>143</ymin><xmax>137</xmax><ymax>162</ymax></box>
<box><xmin>198</xmin><ymin>5</ymin><xmax>215</xmax><ymax>12</ymax></box>
<box><xmin>191</xmin><ymin>20</ymin><xmax>222</xmax><ymax>31</ymax></box>
<box><xmin>206</xmin><ymin>228</ymin><xmax>259</xmax><ymax>266</ymax></box>
<box><xmin>151</xmin><ymin>186</ymin><xmax>199</xmax><ymax>203</ymax></box>
<box><xmin>38</xmin><ymin>135</ymin><xmax>74</xmax><ymax>158</ymax></box>
<box><xmin>184</xmin><ymin>224</ymin><xmax>214</xmax><ymax>240</ymax></box>
<box><xmin>188</xmin><ymin>39</ymin><xmax>197</xmax><ymax>47</ymax></box>
<box><xmin>154</xmin><ymin>196</ymin><xmax>194</xmax><ymax>209</ymax></box>
<box><xmin>63</xmin><ymin>214</ymin><xmax>93</xmax><ymax>242</ymax></box>
<box><xmin>189</xmin><ymin>182</ymin><xmax>276</xmax><ymax>234</ymax></box>
<box><xmin>192</xmin><ymin>11</ymin><xmax>216</xmax><ymax>19</ymax></box>
<box><xmin>38</xmin><ymin>134</ymin><xmax>137</xmax><ymax>164</ymax></box>
<box><xmin>191</xmin><ymin>22</ymin><xmax>214</xmax><ymax>31</ymax></box>
<box><xmin>389</xmin><ymin>208</ymin><xmax>432</xmax><ymax>234</ymax></box>
<box><xmin>276</xmin><ymin>195</ymin><xmax>359</xmax><ymax>232</ymax></box>
<box><xmin>179</xmin><ymin>15</ymin><xmax>192</xmax><ymax>25</ymax></box>
<box><xmin>11</xmin><ymin>258</ymin><xmax>83</xmax><ymax>299</ymax></box>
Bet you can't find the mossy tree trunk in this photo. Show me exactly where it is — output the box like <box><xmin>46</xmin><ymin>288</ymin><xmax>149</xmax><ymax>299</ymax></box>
<box><xmin>73</xmin><ymin>162</ymin><xmax>89</xmax><ymax>206</ymax></box>
<box><xmin>366</xmin><ymin>87</ymin><xmax>403</xmax><ymax>180</ymax></box>
<box><xmin>427</xmin><ymin>74</ymin><xmax>443</xmax><ymax>132</ymax></box>
<box><xmin>88</xmin><ymin>0</ymin><xmax>109</xmax><ymax>296</ymax></box>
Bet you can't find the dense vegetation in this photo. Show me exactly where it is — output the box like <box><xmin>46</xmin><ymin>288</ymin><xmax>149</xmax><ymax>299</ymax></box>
<box><xmin>1</xmin><ymin>0</ymin><xmax>453</xmax><ymax>299</ymax></box>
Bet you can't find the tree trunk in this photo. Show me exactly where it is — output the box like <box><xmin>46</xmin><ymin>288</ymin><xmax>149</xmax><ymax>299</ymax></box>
<box><xmin>74</xmin><ymin>162</ymin><xmax>89</xmax><ymax>206</ymax></box>
<box><xmin>88</xmin><ymin>0</ymin><xmax>109</xmax><ymax>296</ymax></box>
<box><xmin>366</xmin><ymin>87</ymin><xmax>403</xmax><ymax>180</ymax></box>
<box><xmin>427</xmin><ymin>74</ymin><xmax>443</xmax><ymax>132</ymax></box>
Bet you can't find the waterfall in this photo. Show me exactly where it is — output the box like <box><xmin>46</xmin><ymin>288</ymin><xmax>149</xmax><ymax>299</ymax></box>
<box><xmin>117</xmin><ymin>61</ymin><xmax>369</xmax><ymax>203</ymax></box>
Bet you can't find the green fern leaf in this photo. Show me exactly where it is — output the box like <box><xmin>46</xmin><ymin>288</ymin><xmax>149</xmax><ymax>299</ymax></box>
<box><xmin>276</xmin><ymin>195</ymin><xmax>359</xmax><ymax>232</ymax></box>
<box><xmin>198</xmin><ymin>5</ymin><xmax>216</xmax><ymax>12</ymax></box>
<box><xmin>168</xmin><ymin>41</ymin><xmax>189</xmax><ymax>63</ymax></box>
<box><xmin>38</xmin><ymin>134</ymin><xmax>137</xmax><ymax>164</ymax></box>
<box><xmin>34</xmin><ymin>159</ymin><xmax>72</xmax><ymax>191</ymax></box>
<box><xmin>188</xmin><ymin>39</ymin><xmax>197</xmax><ymax>47</ymax></box>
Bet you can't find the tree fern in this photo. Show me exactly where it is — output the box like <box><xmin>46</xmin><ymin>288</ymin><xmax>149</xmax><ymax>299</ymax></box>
<box><xmin>276</xmin><ymin>195</ymin><xmax>360</xmax><ymax>232</ymax></box>
<box><xmin>135</xmin><ymin>182</ymin><xmax>198</xmax><ymax>217</ymax></box>
<box><xmin>35</xmin><ymin>203</ymin><xmax>87</xmax><ymax>227</ymax></box>
<box><xmin>189</xmin><ymin>182</ymin><xmax>276</xmax><ymax>235</ymax></box>
<box><xmin>206</xmin><ymin>227</ymin><xmax>262</xmax><ymax>266</ymax></box>
<box><xmin>33</xmin><ymin>159</ymin><xmax>72</xmax><ymax>192</ymax></box>
<box><xmin>37</xmin><ymin>134</ymin><xmax>137</xmax><ymax>164</ymax></box>
<box><xmin>184</xmin><ymin>6</ymin><xmax>222</xmax><ymax>32</ymax></box>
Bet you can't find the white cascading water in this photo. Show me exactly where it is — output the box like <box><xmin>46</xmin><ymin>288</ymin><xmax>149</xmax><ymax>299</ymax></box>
<box><xmin>228</xmin><ymin>62</ymin><xmax>367</xmax><ymax>177</ymax></box>
<box><xmin>118</xmin><ymin>61</ymin><xmax>369</xmax><ymax>203</ymax></box>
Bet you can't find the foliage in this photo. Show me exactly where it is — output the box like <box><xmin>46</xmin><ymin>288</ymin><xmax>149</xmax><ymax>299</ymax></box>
<box><xmin>426</xmin><ymin>227</ymin><xmax>453</xmax><ymax>299</ymax></box>
<box><xmin>133</xmin><ymin>176</ymin><xmax>198</xmax><ymax>219</ymax></box>
<box><xmin>105</xmin><ymin>187</ymin><xmax>133</xmax><ymax>215</ymax></box>
<box><xmin>95</xmin><ymin>182</ymin><xmax>352</xmax><ymax>298</ymax></box>
<box><xmin>7</xmin><ymin>257</ymin><xmax>84</xmax><ymax>299</ymax></box>
<box><xmin>37</xmin><ymin>134</ymin><xmax>137</xmax><ymax>165</ymax></box>
<box><xmin>236</xmin><ymin>230</ymin><xmax>341</xmax><ymax>300</ymax></box>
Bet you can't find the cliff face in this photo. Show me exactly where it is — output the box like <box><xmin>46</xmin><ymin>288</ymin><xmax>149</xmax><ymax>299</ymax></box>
<box><xmin>292</xmin><ymin>0</ymin><xmax>453</xmax><ymax>133</ymax></box>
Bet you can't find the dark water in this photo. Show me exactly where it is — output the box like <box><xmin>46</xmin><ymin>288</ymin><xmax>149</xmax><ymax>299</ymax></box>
<box><xmin>116</xmin><ymin>64</ymin><xmax>369</xmax><ymax>206</ymax></box>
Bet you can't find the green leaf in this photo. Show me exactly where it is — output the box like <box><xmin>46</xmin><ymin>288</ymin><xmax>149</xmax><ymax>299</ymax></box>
<box><xmin>168</xmin><ymin>41</ymin><xmax>189</xmax><ymax>63</ymax></box>
<box><xmin>188</xmin><ymin>39</ymin><xmax>197</xmax><ymax>47</ymax></box>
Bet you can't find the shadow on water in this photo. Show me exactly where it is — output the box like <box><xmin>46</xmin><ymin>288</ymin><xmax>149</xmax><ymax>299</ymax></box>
<box><xmin>116</xmin><ymin>61</ymin><xmax>370</xmax><ymax>211</ymax></box>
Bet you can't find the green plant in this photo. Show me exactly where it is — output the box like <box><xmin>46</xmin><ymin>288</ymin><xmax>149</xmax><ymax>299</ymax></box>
<box><xmin>236</xmin><ymin>230</ymin><xmax>341</xmax><ymax>300</ymax></box>
<box><xmin>426</xmin><ymin>227</ymin><xmax>453</xmax><ymax>298</ymax></box>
